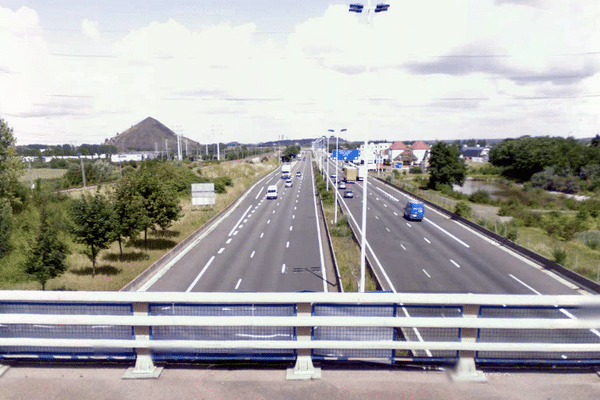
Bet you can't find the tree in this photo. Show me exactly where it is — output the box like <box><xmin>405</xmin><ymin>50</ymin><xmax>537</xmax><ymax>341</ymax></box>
<box><xmin>111</xmin><ymin>177</ymin><xmax>147</xmax><ymax>258</ymax></box>
<box><xmin>0</xmin><ymin>118</ymin><xmax>24</xmax><ymax>208</ymax></box>
<box><xmin>427</xmin><ymin>142</ymin><xmax>467</xmax><ymax>189</ymax></box>
<box><xmin>70</xmin><ymin>191</ymin><xmax>116</xmax><ymax>277</ymax></box>
<box><xmin>0</xmin><ymin>198</ymin><xmax>11</xmax><ymax>258</ymax></box>
<box><xmin>23</xmin><ymin>209</ymin><xmax>70</xmax><ymax>290</ymax></box>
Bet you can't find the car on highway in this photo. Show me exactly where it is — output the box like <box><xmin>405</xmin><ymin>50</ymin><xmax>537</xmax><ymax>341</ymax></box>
<box><xmin>344</xmin><ymin>190</ymin><xmax>353</xmax><ymax>198</ymax></box>
<box><xmin>331</xmin><ymin>174</ymin><xmax>336</xmax><ymax>179</ymax></box>
<box><xmin>338</xmin><ymin>182</ymin><xmax>346</xmax><ymax>189</ymax></box>
<box><xmin>285</xmin><ymin>179</ymin><xmax>293</xmax><ymax>188</ymax></box>
<box><xmin>404</xmin><ymin>200</ymin><xmax>424</xmax><ymax>221</ymax></box>
<box><xmin>296</xmin><ymin>171</ymin><xmax>302</xmax><ymax>177</ymax></box>
<box><xmin>266</xmin><ymin>185</ymin><xmax>278</xmax><ymax>199</ymax></box>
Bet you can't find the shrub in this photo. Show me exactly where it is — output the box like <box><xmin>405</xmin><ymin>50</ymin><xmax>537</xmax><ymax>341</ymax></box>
<box><xmin>392</xmin><ymin>170</ymin><xmax>400</xmax><ymax>179</ymax></box>
<box><xmin>261</xmin><ymin>156</ymin><xmax>269</xmax><ymax>162</ymax></box>
<box><xmin>410</xmin><ymin>167</ymin><xmax>422</xmax><ymax>174</ymax></box>
<box><xmin>454</xmin><ymin>201</ymin><xmax>472</xmax><ymax>218</ymax></box>
<box><xmin>468</xmin><ymin>190</ymin><xmax>491</xmax><ymax>204</ymax></box>
<box><xmin>545</xmin><ymin>222</ymin><xmax>561</xmax><ymax>237</ymax></box>
<box><xmin>552</xmin><ymin>248</ymin><xmax>567</xmax><ymax>265</ymax></box>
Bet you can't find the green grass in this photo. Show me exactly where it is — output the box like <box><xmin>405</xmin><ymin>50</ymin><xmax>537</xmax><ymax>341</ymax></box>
<box><xmin>18</xmin><ymin>168</ymin><xmax>68</xmax><ymax>182</ymax></box>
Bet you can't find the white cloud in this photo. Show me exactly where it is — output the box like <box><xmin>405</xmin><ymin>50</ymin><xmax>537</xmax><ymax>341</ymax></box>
<box><xmin>81</xmin><ymin>19</ymin><xmax>100</xmax><ymax>39</ymax></box>
<box><xmin>1</xmin><ymin>1</ymin><xmax>599</xmax><ymax>146</ymax></box>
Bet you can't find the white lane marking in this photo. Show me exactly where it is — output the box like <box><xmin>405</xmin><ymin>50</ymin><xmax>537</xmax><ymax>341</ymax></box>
<box><xmin>294</xmin><ymin>206</ymin><xmax>297</xmax><ymax>210</ymax></box>
<box><xmin>375</xmin><ymin>215</ymin><xmax>379</xmax><ymax>220</ymax></box>
<box><xmin>286</xmin><ymin>241</ymin><xmax>290</xmax><ymax>248</ymax></box>
<box><xmin>406</xmin><ymin>222</ymin><xmax>412</xmax><ymax>227</ymax></box>
<box><xmin>509</xmin><ymin>274</ymin><xmax>542</xmax><ymax>295</ymax></box>
<box><xmin>277</xmin><ymin>202</ymin><xmax>280</xmax><ymax>206</ymax></box>
<box><xmin>400</xmin><ymin>306</ymin><xmax>432</xmax><ymax>357</ymax></box>
<box><xmin>273</xmin><ymin>210</ymin><xmax>276</xmax><ymax>214</ymax></box>
<box><xmin>311</xmin><ymin>159</ymin><xmax>328</xmax><ymax>293</ymax></box>
<box><xmin>260</xmin><ymin>232</ymin><xmax>264</xmax><ymax>238</ymax></box>
<box><xmin>239</xmin><ymin>225</ymin><xmax>244</xmax><ymax>229</ymax></box>
<box><xmin>400</xmin><ymin>244</ymin><xmax>406</xmax><ymax>250</ymax></box>
<box><xmin>424</xmin><ymin>237</ymin><xmax>431</xmax><ymax>244</ymax></box>
<box><xmin>450</xmin><ymin>259</ymin><xmax>461</xmax><ymax>268</ymax></box>
<box><xmin>255</xmin><ymin>186</ymin><xmax>264</xmax><ymax>200</ymax></box>
<box><xmin>296</xmin><ymin>200</ymin><xmax>298</xmax><ymax>203</ymax></box>
<box><xmin>218</xmin><ymin>247</ymin><xmax>225</xmax><ymax>254</ymax></box>
<box><xmin>235</xmin><ymin>279</ymin><xmax>242</xmax><ymax>290</ymax></box>
<box><xmin>289</xmin><ymin>226</ymin><xmax>293</xmax><ymax>231</ymax></box>
<box><xmin>375</xmin><ymin>186</ymin><xmax>400</xmax><ymax>202</ymax></box>
<box><xmin>267</xmin><ymin>220</ymin><xmax>270</xmax><ymax>224</ymax></box>
<box><xmin>368</xmin><ymin>207</ymin><xmax>371</xmax><ymax>211</ymax></box>
<box><xmin>251</xmin><ymin>251</ymin><xmax>255</xmax><ymax>258</ymax></box>
<box><xmin>393</xmin><ymin>212</ymin><xmax>398</xmax><ymax>216</ymax></box>
<box><xmin>423</xmin><ymin>269</ymin><xmax>431</xmax><ymax>278</ymax></box>
<box><xmin>233</xmin><ymin>231</ymin><xmax>238</xmax><ymax>236</ymax></box>
<box><xmin>383</xmin><ymin>204</ymin><xmax>388</xmax><ymax>208</ymax></box>
<box><xmin>281</xmin><ymin>264</ymin><xmax>286</xmax><ymax>273</ymax></box>
<box><xmin>423</xmin><ymin>217</ymin><xmax>470</xmax><ymax>248</ymax></box>
<box><xmin>292</xmin><ymin>215</ymin><xmax>295</xmax><ymax>219</ymax></box>
<box><xmin>228</xmin><ymin>205</ymin><xmax>252</xmax><ymax>237</ymax></box>
<box><xmin>376</xmin><ymin>197</ymin><xmax>380</xmax><ymax>201</ymax></box>
<box><xmin>186</xmin><ymin>256</ymin><xmax>215</xmax><ymax>292</ymax></box>
<box><xmin>386</xmin><ymin>227</ymin><xmax>390</xmax><ymax>232</ymax></box>
<box><xmin>243</xmin><ymin>219</ymin><xmax>248</xmax><ymax>223</ymax></box>
<box><xmin>509</xmin><ymin>274</ymin><xmax>600</xmax><ymax>338</ymax></box>
<box><xmin>226</xmin><ymin>238</ymin><xmax>232</xmax><ymax>244</ymax></box>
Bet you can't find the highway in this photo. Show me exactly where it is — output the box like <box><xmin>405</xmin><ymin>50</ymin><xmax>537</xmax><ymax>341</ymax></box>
<box><xmin>142</xmin><ymin>153</ymin><xmax>333</xmax><ymax>293</ymax></box>
<box><xmin>324</xmin><ymin>157</ymin><xmax>580</xmax><ymax>296</ymax></box>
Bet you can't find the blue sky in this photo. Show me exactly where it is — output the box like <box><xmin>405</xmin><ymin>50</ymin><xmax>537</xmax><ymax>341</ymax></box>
<box><xmin>1</xmin><ymin>1</ymin><xmax>599</xmax><ymax>145</ymax></box>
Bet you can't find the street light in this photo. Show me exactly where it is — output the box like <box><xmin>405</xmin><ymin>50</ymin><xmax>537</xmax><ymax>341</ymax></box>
<box><xmin>349</xmin><ymin>1</ymin><xmax>390</xmax><ymax>293</ymax></box>
<box><xmin>329</xmin><ymin>128</ymin><xmax>347</xmax><ymax>224</ymax></box>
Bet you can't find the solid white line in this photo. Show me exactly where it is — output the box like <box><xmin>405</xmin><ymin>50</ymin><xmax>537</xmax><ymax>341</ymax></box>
<box><xmin>260</xmin><ymin>232</ymin><xmax>264</xmax><ymax>238</ymax></box>
<box><xmin>251</xmin><ymin>251</ymin><xmax>255</xmax><ymax>258</ymax></box>
<box><xmin>286</xmin><ymin>241</ymin><xmax>290</xmax><ymax>248</ymax></box>
<box><xmin>423</xmin><ymin>269</ymin><xmax>431</xmax><ymax>278</ymax></box>
<box><xmin>226</xmin><ymin>238</ymin><xmax>232</xmax><ymax>244</ymax></box>
<box><xmin>218</xmin><ymin>247</ymin><xmax>225</xmax><ymax>254</ymax></box>
<box><xmin>424</xmin><ymin>237</ymin><xmax>431</xmax><ymax>244</ymax></box>
<box><xmin>255</xmin><ymin>186</ymin><xmax>264</xmax><ymax>200</ymax></box>
<box><xmin>424</xmin><ymin>218</ymin><xmax>470</xmax><ymax>248</ymax></box>
<box><xmin>281</xmin><ymin>264</ymin><xmax>286</xmax><ymax>273</ymax></box>
<box><xmin>228</xmin><ymin>205</ymin><xmax>252</xmax><ymax>237</ymax></box>
<box><xmin>450</xmin><ymin>259</ymin><xmax>461</xmax><ymax>268</ymax></box>
<box><xmin>235</xmin><ymin>279</ymin><xmax>242</xmax><ymax>290</ymax></box>
<box><xmin>400</xmin><ymin>306</ymin><xmax>433</xmax><ymax>357</ymax></box>
<box><xmin>509</xmin><ymin>274</ymin><xmax>542</xmax><ymax>295</ymax></box>
<box><xmin>186</xmin><ymin>256</ymin><xmax>215</xmax><ymax>292</ymax></box>
<box><xmin>400</xmin><ymin>244</ymin><xmax>406</xmax><ymax>250</ymax></box>
<box><xmin>311</xmin><ymin>159</ymin><xmax>328</xmax><ymax>293</ymax></box>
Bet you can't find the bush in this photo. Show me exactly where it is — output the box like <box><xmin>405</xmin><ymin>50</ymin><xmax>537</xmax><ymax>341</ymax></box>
<box><xmin>393</xmin><ymin>170</ymin><xmax>400</xmax><ymax>179</ymax></box>
<box><xmin>49</xmin><ymin>158</ymin><xmax>70</xmax><ymax>169</ymax></box>
<box><xmin>409</xmin><ymin>167</ymin><xmax>422</xmax><ymax>174</ymax></box>
<box><xmin>454</xmin><ymin>201</ymin><xmax>472</xmax><ymax>218</ymax></box>
<box><xmin>261</xmin><ymin>156</ymin><xmax>269</xmax><ymax>162</ymax></box>
<box><xmin>468</xmin><ymin>190</ymin><xmax>491</xmax><ymax>204</ymax></box>
<box><xmin>552</xmin><ymin>248</ymin><xmax>567</xmax><ymax>265</ymax></box>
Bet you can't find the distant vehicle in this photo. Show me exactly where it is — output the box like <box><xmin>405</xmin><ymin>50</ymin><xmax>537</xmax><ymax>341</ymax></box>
<box><xmin>266</xmin><ymin>185</ymin><xmax>278</xmax><ymax>199</ymax></box>
<box><xmin>343</xmin><ymin>165</ymin><xmax>357</xmax><ymax>183</ymax></box>
<box><xmin>285</xmin><ymin>179</ymin><xmax>293</xmax><ymax>188</ymax></box>
<box><xmin>357</xmin><ymin>165</ymin><xmax>367</xmax><ymax>181</ymax></box>
<box><xmin>331</xmin><ymin>173</ymin><xmax>337</xmax><ymax>179</ymax></box>
<box><xmin>344</xmin><ymin>190</ymin><xmax>354</xmax><ymax>198</ymax></box>
<box><xmin>404</xmin><ymin>201</ymin><xmax>424</xmax><ymax>221</ymax></box>
<box><xmin>281</xmin><ymin>164</ymin><xmax>291</xmax><ymax>179</ymax></box>
<box><xmin>296</xmin><ymin>171</ymin><xmax>302</xmax><ymax>177</ymax></box>
<box><xmin>338</xmin><ymin>182</ymin><xmax>346</xmax><ymax>189</ymax></box>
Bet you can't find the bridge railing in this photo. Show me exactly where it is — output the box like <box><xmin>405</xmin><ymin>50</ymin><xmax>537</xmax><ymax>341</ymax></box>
<box><xmin>0</xmin><ymin>291</ymin><xmax>599</xmax><ymax>381</ymax></box>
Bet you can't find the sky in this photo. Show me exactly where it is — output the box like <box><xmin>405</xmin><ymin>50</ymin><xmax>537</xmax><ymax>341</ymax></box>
<box><xmin>1</xmin><ymin>0</ymin><xmax>599</xmax><ymax>146</ymax></box>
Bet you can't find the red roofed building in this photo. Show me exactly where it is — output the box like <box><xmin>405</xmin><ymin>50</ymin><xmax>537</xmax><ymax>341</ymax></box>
<box><xmin>387</xmin><ymin>141</ymin><xmax>408</xmax><ymax>162</ymax></box>
<box><xmin>410</xmin><ymin>141</ymin><xmax>430</xmax><ymax>166</ymax></box>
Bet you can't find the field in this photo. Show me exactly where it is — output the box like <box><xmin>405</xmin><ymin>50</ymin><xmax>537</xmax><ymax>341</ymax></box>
<box><xmin>18</xmin><ymin>168</ymin><xmax>68</xmax><ymax>183</ymax></box>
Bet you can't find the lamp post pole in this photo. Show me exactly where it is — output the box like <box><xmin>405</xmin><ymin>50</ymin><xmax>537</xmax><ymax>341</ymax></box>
<box><xmin>349</xmin><ymin>1</ymin><xmax>389</xmax><ymax>292</ymax></box>
<box><xmin>329</xmin><ymin>128</ymin><xmax>347</xmax><ymax>224</ymax></box>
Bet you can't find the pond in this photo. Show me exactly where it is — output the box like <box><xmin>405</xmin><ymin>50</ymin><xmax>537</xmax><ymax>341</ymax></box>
<box><xmin>452</xmin><ymin>179</ymin><xmax>502</xmax><ymax>198</ymax></box>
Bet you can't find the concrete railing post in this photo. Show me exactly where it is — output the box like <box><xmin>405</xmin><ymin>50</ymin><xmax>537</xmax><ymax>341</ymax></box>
<box><xmin>123</xmin><ymin>302</ymin><xmax>163</xmax><ymax>379</ymax></box>
<box><xmin>287</xmin><ymin>302</ymin><xmax>321</xmax><ymax>380</ymax></box>
<box><xmin>450</xmin><ymin>304</ymin><xmax>487</xmax><ymax>382</ymax></box>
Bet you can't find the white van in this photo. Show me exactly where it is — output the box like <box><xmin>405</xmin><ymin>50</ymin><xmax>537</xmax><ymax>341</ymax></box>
<box><xmin>266</xmin><ymin>185</ymin><xmax>278</xmax><ymax>199</ymax></box>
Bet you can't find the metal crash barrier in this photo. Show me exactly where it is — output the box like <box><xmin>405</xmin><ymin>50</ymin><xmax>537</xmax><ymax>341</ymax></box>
<box><xmin>0</xmin><ymin>291</ymin><xmax>599</xmax><ymax>381</ymax></box>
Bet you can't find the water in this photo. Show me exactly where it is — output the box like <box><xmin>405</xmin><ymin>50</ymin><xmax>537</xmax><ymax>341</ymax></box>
<box><xmin>453</xmin><ymin>179</ymin><xmax>501</xmax><ymax>197</ymax></box>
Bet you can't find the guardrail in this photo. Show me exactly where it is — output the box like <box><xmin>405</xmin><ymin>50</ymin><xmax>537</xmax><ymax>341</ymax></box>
<box><xmin>0</xmin><ymin>291</ymin><xmax>599</xmax><ymax>381</ymax></box>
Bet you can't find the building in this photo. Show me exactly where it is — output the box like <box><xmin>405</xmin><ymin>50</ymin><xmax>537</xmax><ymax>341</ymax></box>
<box><xmin>460</xmin><ymin>145</ymin><xmax>489</xmax><ymax>162</ymax></box>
